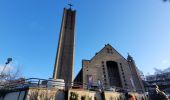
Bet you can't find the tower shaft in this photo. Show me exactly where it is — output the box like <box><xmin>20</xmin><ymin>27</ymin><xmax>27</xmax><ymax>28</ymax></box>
<box><xmin>53</xmin><ymin>8</ymin><xmax>76</xmax><ymax>86</ymax></box>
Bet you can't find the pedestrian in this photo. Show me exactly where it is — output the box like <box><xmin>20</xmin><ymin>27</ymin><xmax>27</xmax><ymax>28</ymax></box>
<box><xmin>125</xmin><ymin>93</ymin><xmax>136</xmax><ymax>100</ymax></box>
<box><xmin>150</xmin><ymin>85</ymin><xmax>169</xmax><ymax>100</ymax></box>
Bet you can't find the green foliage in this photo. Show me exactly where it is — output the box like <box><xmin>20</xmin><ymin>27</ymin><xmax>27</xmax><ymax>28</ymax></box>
<box><xmin>81</xmin><ymin>95</ymin><xmax>86</xmax><ymax>100</ymax></box>
<box><xmin>69</xmin><ymin>92</ymin><xmax>79</xmax><ymax>100</ymax></box>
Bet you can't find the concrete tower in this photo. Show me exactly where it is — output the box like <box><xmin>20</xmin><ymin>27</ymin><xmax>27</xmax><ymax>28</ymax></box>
<box><xmin>53</xmin><ymin>7</ymin><xmax>76</xmax><ymax>86</ymax></box>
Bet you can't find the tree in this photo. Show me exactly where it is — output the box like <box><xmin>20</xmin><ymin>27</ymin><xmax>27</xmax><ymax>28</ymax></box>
<box><xmin>0</xmin><ymin>58</ymin><xmax>23</xmax><ymax>89</ymax></box>
<box><xmin>0</xmin><ymin>66</ymin><xmax>22</xmax><ymax>81</ymax></box>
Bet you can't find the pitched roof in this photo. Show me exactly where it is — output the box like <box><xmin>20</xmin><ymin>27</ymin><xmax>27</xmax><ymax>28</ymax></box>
<box><xmin>89</xmin><ymin>44</ymin><xmax>128</xmax><ymax>61</ymax></box>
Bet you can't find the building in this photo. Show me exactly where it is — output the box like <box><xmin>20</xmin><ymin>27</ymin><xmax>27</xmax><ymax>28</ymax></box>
<box><xmin>52</xmin><ymin>6</ymin><xmax>145</xmax><ymax>93</ymax></box>
<box><xmin>53</xmin><ymin>7</ymin><xmax>76</xmax><ymax>87</ymax></box>
<box><xmin>145</xmin><ymin>70</ymin><xmax>170</xmax><ymax>95</ymax></box>
<box><xmin>74</xmin><ymin>44</ymin><xmax>145</xmax><ymax>92</ymax></box>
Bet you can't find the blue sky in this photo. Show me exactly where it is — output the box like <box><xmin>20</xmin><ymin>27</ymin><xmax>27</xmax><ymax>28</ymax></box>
<box><xmin>0</xmin><ymin>0</ymin><xmax>170</xmax><ymax>79</ymax></box>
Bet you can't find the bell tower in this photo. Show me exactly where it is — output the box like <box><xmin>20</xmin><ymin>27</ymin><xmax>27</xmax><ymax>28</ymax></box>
<box><xmin>53</xmin><ymin>6</ymin><xmax>76</xmax><ymax>87</ymax></box>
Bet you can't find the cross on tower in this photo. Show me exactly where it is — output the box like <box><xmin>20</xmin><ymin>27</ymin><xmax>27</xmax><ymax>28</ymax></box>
<box><xmin>68</xmin><ymin>3</ymin><xmax>73</xmax><ymax>9</ymax></box>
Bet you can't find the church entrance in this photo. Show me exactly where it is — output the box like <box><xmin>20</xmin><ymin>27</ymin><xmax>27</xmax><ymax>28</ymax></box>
<box><xmin>106</xmin><ymin>61</ymin><xmax>122</xmax><ymax>87</ymax></box>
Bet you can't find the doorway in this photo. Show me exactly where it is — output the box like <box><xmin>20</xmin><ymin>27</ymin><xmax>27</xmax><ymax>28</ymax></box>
<box><xmin>106</xmin><ymin>61</ymin><xmax>122</xmax><ymax>87</ymax></box>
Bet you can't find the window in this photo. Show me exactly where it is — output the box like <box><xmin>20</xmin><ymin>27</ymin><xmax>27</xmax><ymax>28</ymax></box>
<box><xmin>102</xmin><ymin>61</ymin><xmax>104</xmax><ymax>64</ymax></box>
<box><xmin>122</xmin><ymin>72</ymin><xmax>124</xmax><ymax>75</ymax></box>
<box><xmin>102</xmin><ymin>65</ymin><xmax>104</xmax><ymax>67</ymax></box>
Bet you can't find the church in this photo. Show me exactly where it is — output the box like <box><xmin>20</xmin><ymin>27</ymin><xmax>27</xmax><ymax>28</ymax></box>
<box><xmin>74</xmin><ymin>44</ymin><xmax>145</xmax><ymax>93</ymax></box>
<box><xmin>52</xmin><ymin>6</ymin><xmax>145</xmax><ymax>93</ymax></box>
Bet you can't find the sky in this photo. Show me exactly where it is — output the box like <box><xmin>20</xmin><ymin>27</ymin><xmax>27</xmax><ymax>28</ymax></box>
<box><xmin>0</xmin><ymin>0</ymin><xmax>170</xmax><ymax>79</ymax></box>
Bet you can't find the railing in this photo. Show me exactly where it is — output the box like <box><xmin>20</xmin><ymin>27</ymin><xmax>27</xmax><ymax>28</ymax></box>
<box><xmin>0</xmin><ymin>78</ymin><xmax>58</xmax><ymax>90</ymax></box>
<box><xmin>0</xmin><ymin>78</ymin><xmax>138</xmax><ymax>93</ymax></box>
<box><xmin>0</xmin><ymin>78</ymin><xmax>86</xmax><ymax>90</ymax></box>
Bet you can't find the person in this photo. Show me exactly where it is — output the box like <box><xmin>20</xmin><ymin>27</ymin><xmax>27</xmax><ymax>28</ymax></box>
<box><xmin>129</xmin><ymin>94</ymin><xmax>136</xmax><ymax>100</ymax></box>
<box><xmin>87</xmin><ymin>76</ymin><xmax>93</xmax><ymax>89</ymax></box>
<box><xmin>156</xmin><ymin>85</ymin><xmax>169</xmax><ymax>100</ymax></box>
<box><xmin>97</xmin><ymin>79</ymin><xmax>103</xmax><ymax>92</ymax></box>
<box><xmin>125</xmin><ymin>93</ymin><xmax>136</xmax><ymax>100</ymax></box>
<box><xmin>150</xmin><ymin>85</ymin><xmax>169</xmax><ymax>100</ymax></box>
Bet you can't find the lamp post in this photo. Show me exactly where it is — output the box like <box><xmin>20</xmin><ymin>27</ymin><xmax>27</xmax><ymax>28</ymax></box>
<box><xmin>0</xmin><ymin>58</ymin><xmax>12</xmax><ymax>77</ymax></box>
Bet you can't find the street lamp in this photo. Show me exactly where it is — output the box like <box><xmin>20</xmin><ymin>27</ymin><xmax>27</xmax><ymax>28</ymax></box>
<box><xmin>0</xmin><ymin>58</ymin><xmax>12</xmax><ymax>76</ymax></box>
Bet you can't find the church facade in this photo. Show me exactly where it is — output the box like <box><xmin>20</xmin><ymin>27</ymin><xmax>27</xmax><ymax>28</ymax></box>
<box><xmin>74</xmin><ymin>44</ymin><xmax>145</xmax><ymax>93</ymax></box>
<box><xmin>53</xmin><ymin>7</ymin><xmax>145</xmax><ymax>93</ymax></box>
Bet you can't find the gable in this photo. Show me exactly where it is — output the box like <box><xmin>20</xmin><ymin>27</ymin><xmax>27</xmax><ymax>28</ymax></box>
<box><xmin>90</xmin><ymin>44</ymin><xmax>127</xmax><ymax>62</ymax></box>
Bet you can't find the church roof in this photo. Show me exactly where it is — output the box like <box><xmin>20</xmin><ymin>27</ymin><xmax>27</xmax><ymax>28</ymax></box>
<box><xmin>89</xmin><ymin>44</ymin><xmax>128</xmax><ymax>62</ymax></box>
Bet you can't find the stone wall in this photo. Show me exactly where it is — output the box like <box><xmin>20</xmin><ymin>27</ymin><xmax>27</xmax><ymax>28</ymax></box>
<box><xmin>0</xmin><ymin>88</ymin><xmax>65</xmax><ymax>100</ymax></box>
<box><xmin>68</xmin><ymin>89</ymin><xmax>148</xmax><ymax>100</ymax></box>
<box><xmin>0</xmin><ymin>88</ymin><xmax>147</xmax><ymax>100</ymax></box>
<box><xmin>82</xmin><ymin>44</ymin><xmax>133</xmax><ymax>90</ymax></box>
<box><xmin>25</xmin><ymin>88</ymin><xmax>64</xmax><ymax>100</ymax></box>
<box><xmin>104</xmin><ymin>91</ymin><xmax>125</xmax><ymax>100</ymax></box>
<box><xmin>68</xmin><ymin>89</ymin><xmax>102</xmax><ymax>100</ymax></box>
